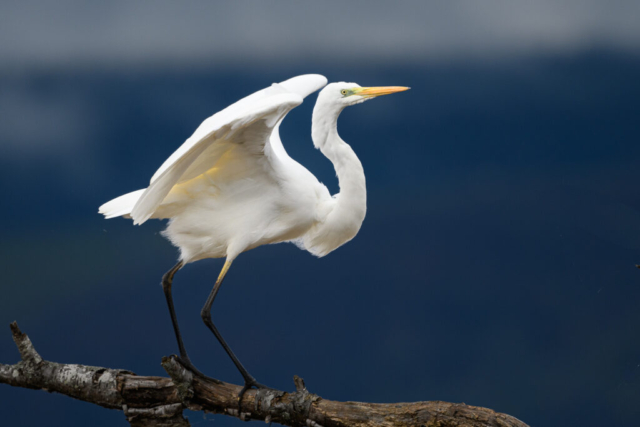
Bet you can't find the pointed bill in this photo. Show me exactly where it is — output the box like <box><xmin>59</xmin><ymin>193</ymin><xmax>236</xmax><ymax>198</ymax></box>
<box><xmin>356</xmin><ymin>86</ymin><xmax>410</xmax><ymax>97</ymax></box>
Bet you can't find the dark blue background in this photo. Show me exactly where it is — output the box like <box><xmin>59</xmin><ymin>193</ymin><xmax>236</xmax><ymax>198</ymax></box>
<box><xmin>1</xmin><ymin>52</ymin><xmax>640</xmax><ymax>426</ymax></box>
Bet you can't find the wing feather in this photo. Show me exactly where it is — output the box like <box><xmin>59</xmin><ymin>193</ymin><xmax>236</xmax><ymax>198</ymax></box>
<box><xmin>129</xmin><ymin>74</ymin><xmax>327</xmax><ymax>224</ymax></box>
<box><xmin>101</xmin><ymin>74</ymin><xmax>327</xmax><ymax>224</ymax></box>
<box><xmin>130</xmin><ymin>93</ymin><xmax>303</xmax><ymax>224</ymax></box>
<box><xmin>149</xmin><ymin>74</ymin><xmax>327</xmax><ymax>184</ymax></box>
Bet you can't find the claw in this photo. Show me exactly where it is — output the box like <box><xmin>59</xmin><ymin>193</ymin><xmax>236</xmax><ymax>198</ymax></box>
<box><xmin>176</xmin><ymin>356</ymin><xmax>222</xmax><ymax>384</ymax></box>
<box><xmin>176</xmin><ymin>356</ymin><xmax>204</xmax><ymax>377</ymax></box>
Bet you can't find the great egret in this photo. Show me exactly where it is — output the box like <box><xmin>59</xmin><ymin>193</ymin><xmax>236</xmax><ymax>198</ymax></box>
<box><xmin>99</xmin><ymin>74</ymin><xmax>409</xmax><ymax>402</ymax></box>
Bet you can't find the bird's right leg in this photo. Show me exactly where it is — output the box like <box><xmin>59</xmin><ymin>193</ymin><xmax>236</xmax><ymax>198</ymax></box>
<box><xmin>200</xmin><ymin>260</ymin><xmax>273</xmax><ymax>410</ymax></box>
<box><xmin>161</xmin><ymin>260</ymin><xmax>211</xmax><ymax>379</ymax></box>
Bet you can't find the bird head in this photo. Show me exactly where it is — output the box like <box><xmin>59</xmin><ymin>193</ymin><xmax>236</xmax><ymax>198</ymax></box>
<box><xmin>318</xmin><ymin>82</ymin><xmax>410</xmax><ymax>108</ymax></box>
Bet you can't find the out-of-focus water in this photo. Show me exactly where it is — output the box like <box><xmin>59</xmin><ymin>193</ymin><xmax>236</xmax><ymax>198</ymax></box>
<box><xmin>1</xmin><ymin>53</ymin><xmax>640</xmax><ymax>426</ymax></box>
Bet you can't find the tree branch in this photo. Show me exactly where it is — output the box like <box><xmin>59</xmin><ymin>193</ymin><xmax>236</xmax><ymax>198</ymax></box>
<box><xmin>0</xmin><ymin>322</ymin><xmax>529</xmax><ymax>427</ymax></box>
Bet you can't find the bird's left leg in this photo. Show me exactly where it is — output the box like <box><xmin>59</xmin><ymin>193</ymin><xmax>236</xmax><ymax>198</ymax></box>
<box><xmin>200</xmin><ymin>259</ymin><xmax>272</xmax><ymax>409</ymax></box>
<box><xmin>162</xmin><ymin>260</ymin><xmax>214</xmax><ymax>380</ymax></box>
<box><xmin>162</xmin><ymin>261</ymin><xmax>187</xmax><ymax>359</ymax></box>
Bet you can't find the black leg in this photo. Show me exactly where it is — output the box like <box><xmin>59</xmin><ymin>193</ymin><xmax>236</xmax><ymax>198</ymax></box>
<box><xmin>162</xmin><ymin>261</ymin><xmax>187</xmax><ymax>357</ymax></box>
<box><xmin>162</xmin><ymin>261</ymin><xmax>213</xmax><ymax>379</ymax></box>
<box><xmin>200</xmin><ymin>260</ymin><xmax>271</xmax><ymax>409</ymax></box>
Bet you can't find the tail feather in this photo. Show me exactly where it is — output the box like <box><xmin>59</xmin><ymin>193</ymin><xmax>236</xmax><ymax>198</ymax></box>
<box><xmin>99</xmin><ymin>189</ymin><xmax>145</xmax><ymax>219</ymax></box>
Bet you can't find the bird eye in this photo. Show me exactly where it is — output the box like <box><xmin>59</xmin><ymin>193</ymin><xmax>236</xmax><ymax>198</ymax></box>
<box><xmin>341</xmin><ymin>89</ymin><xmax>348</xmax><ymax>96</ymax></box>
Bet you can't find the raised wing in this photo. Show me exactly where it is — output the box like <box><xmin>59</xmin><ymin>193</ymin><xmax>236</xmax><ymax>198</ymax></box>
<box><xmin>130</xmin><ymin>74</ymin><xmax>327</xmax><ymax>225</ymax></box>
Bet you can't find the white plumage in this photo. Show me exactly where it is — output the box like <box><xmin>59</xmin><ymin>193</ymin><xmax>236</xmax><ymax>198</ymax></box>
<box><xmin>98</xmin><ymin>74</ymin><xmax>408</xmax><ymax>396</ymax></box>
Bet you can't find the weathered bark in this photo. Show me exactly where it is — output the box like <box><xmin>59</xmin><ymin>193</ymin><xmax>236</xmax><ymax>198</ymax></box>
<box><xmin>0</xmin><ymin>322</ymin><xmax>529</xmax><ymax>427</ymax></box>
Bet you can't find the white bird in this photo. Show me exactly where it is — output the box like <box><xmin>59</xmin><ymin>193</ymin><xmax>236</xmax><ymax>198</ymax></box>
<box><xmin>99</xmin><ymin>74</ymin><xmax>409</xmax><ymax>401</ymax></box>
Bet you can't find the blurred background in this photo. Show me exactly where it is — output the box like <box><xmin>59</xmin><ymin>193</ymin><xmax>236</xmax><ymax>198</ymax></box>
<box><xmin>1</xmin><ymin>1</ymin><xmax>640</xmax><ymax>426</ymax></box>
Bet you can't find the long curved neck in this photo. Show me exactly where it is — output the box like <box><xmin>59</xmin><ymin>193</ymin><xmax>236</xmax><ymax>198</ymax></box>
<box><xmin>311</xmin><ymin>100</ymin><xmax>367</xmax><ymax>228</ymax></box>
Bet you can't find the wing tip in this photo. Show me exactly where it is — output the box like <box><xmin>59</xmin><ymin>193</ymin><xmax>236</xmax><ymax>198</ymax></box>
<box><xmin>279</xmin><ymin>74</ymin><xmax>328</xmax><ymax>98</ymax></box>
<box><xmin>130</xmin><ymin>208</ymin><xmax>150</xmax><ymax>225</ymax></box>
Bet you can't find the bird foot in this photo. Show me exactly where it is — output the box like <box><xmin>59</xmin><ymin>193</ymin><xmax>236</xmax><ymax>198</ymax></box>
<box><xmin>176</xmin><ymin>356</ymin><xmax>222</xmax><ymax>384</ymax></box>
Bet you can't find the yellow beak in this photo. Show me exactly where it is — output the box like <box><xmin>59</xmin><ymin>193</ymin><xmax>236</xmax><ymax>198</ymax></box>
<box><xmin>356</xmin><ymin>86</ymin><xmax>410</xmax><ymax>97</ymax></box>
